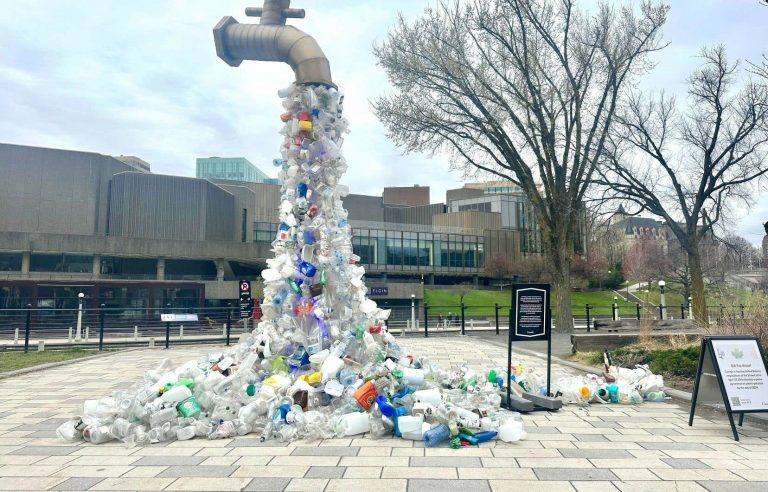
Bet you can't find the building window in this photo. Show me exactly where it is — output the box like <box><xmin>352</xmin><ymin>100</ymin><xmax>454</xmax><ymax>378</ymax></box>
<box><xmin>254</xmin><ymin>222</ymin><xmax>277</xmax><ymax>243</ymax></box>
<box><xmin>30</xmin><ymin>253</ymin><xmax>92</xmax><ymax>273</ymax></box>
<box><xmin>0</xmin><ymin>253</ymin><xmax>22</xmax><ymax>272</ymax></box>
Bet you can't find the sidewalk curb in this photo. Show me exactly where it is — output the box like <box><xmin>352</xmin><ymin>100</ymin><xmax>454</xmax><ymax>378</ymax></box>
<box><xmin>511</xmin><ymin>345</ymin><xmax>768</xmax><ymax>428</ymax></box>
<box><xmin>0</xmin><ymin>347</ymin><xmax>146</xmax><ymax>380</ymax></box>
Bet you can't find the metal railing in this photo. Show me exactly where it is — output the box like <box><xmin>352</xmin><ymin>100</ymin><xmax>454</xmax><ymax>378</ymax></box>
<box><xmin>0</xmin><ymin>304</ymin><xmax>242</xmax><ymax>353</ymax></box>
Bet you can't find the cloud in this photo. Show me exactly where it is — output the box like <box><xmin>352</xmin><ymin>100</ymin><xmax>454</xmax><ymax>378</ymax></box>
<box><xmin>0</xmin><ymin>0</ymin><xmax>766</xmax><ymax>241</ymax></box>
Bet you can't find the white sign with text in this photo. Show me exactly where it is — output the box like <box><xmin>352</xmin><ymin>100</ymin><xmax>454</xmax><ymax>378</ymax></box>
<box><xmin>711</xmin><ymin>338</ymin><xmax>768</xmax><ymax>412</ymax></box>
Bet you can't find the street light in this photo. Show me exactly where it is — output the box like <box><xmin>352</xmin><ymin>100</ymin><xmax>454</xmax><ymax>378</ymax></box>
<box><xmin>688</xmin><ymin>296</ymin><xmax>693</xmax><ymax>320</ymax></box>
<box><xmin>410</xmin><ymin>294</ymin><xmax>416</xmax><ymax>334</ymax></box>
<box><xmin>75</xmin><ymin>292</ymin><xmax>85</xmax><ymax>342</ymax></box>
<box><xmin>658</xmin><ymin>280</ymin><xmax>666</xmax><ymax>320</ymax></box>
<box><xmin>613</xmin><ymin>296</ymin><xmax>619</xmax><ymax>321</ymax></box>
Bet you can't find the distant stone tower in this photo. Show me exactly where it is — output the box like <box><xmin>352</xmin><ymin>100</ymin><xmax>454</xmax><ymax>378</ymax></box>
<box><xmin>763</xmin><ymin>222</ymin><xmax>768</xmax><ymax>268</ymax></box>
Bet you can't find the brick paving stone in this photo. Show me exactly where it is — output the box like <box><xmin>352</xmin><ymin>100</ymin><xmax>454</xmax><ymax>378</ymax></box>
<box><xmin>90</xmin><ymin>477</ymin><xmax>174</xmax><ymax>490</ymax></box>
<box><xmin>662</xmin><ymin>458</ymin><xmax>712</xmax><ymax>469</ymax></box>
<box><xmin>290</xmin><ymin>446</ymin><xmax>359</xmax><ymax>456</ymax></box>
<box><xmin>697</xmin><ymin>482</ymin><xmax>768</xmax><ymax>492</ymax></box>
<box><xmin>408</xmin><ymin>478</ymin><xmax>490</xmax><ymax>492</ymax></box>
<box><xmin>165</xmin><ymin>477</ymin><xmax>252</xmax><ymax>491</ymax></box>
<box><xmin>9</xmin><ymin>446</ymin><xmax>78</xmax><ymax>456</ymax></box>
<box><xmin>304</xmin><ymin>466</ymin><xmax>346</xmax><ymax>478</ymax></box>
<box><xmin>49</xmin><ymin>477</ymin><xmax>104</xmax><ymax>491</ymax></box>
<box><xmin>614</xmin><ymin>483</ymin><xmax>708</xmax><ymax>492</ymax></box>
<box><xmin>489</xmin><ymin>480</ymin><xmax>575</xmax><ymax>491</ymax></box>
<box><xmin>243</xmin><ymin>477</ymin><xmax>292</xmax><ymax>491</ymax></box>
<box><xmin>571</xmin><ymin>481</ymin><xmax>620</xmax><ymax>491</ymax></box>
<box><xmin>533</xmin><ymin>468</ymin><xmax>618</xmax><ymax>481</ymax></box>
<box><xmin>327</xmin><ymin>478</ymin><xmax>407</xmax><ymax>492</ymax></box>
<box><xmin>458</xmin><ymin>467</ymin><xmax>537</xmax><ymax>480</ymax></box>
<box><xmin>0</xmin><ymin>476</ymin><xmax>65</xmax><ymax>490</ymax></box>
<box><xmin>284</xmin><ymin>478</ymin><xmax>328</xmax><ymax>491</ymax></box>
<box><xmin>382</xmin><ymin>466</ymin><xmax>457</xmax><ymax>479</ymax></box>
<box><xmin>560</xmin><ymin>449</ymin><xmax>633</xmax><ymax>459</ymax></box>
<box><xmin>343</xmin><ymin>466</ymin><xmax>381</xmax><ymax>478</ymax></box>
<box><xmin>409</xmin><ymin>456</ymin><xmax>482</xmax><ymax>468</ymax></box>
<box><xmin>133</xmin><ymin>455</ymin><xmax>205</xmax><ymax>466</ymax></box>
<box><xmin>2</xmin><ymin>339</ymin><xmax>768</xmax><ymax>490</ymax></box>
<box><xmin>642</xmin><ymin>442</ymin><xmax>713</xmax><ymax>451</ymax></box>
<box><xmin>156</xmin><ymin>465</ymin><xmax>239</xmax><ymax>477</ymax></box>
<box><xmin>574</xmin><ymin>434</ymin><xmax>610</xmax><ymax>442</ymax></box>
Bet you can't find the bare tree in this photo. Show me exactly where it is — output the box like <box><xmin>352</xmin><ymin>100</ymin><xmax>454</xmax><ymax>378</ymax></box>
<box><xmin>598</xmin><ymin>46</ymin><xmax>768</xmax><ymax>323</ymax></box>
<box><xmin>623</xmin><ymin>237</ymin><xmax>668</xmax><ymax>290</ymax></box>
<box><xmin>373</xmin><ymin>0</ymin><xmax>667</xmax><ymax>331</ymax></box>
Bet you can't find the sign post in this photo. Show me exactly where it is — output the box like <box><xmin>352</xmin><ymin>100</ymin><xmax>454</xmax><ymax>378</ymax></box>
<box><xmin>689</xmin><ymin>336</ymin><xmax>768</xmax><ymax>441</ymax></box>
<box><xmin>504</xmin><ymin>283</ymin><xmax>561</xmax><ymax>412</ymax></box>
<box><xmin>239</xmin><ymin>280</ymin><xmax>252</xmax><ymax>319</ymax></box>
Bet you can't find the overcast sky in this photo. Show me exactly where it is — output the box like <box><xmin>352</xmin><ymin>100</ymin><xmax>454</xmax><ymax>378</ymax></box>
<box><xmin>1</xmin><ymin>1</ymin><xmax>767</xmax><ymax>243</ymax></box>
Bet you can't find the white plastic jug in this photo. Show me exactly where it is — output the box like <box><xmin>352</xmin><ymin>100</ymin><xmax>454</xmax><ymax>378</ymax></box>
<box><xmin>398</xmin><ymin>416</ymin><xmax>425</xmax><ymax>440</ymax></box>
<box><xmin>341</xmin><ymin>412</ymin><xmax>370</xmax><ymax>436</ymax></box>
<box><xmin>414</xmin><ymin>388</ymin><xmax>441</xmax><ymax>406</ymax></box>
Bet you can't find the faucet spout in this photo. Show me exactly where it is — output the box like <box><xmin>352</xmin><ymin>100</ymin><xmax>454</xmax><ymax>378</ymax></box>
<box><xmin>213</xmin><ymin>1</ymin><xmax>335</xmax><ymax>89</ymax></box>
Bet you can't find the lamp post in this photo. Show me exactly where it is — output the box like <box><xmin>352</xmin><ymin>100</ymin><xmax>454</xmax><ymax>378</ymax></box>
<box><xmin>658</xmin><ymin>280</ymin><xmax>666</xmax><ymax>320</ymax></box>
<box><xmin>410</xmin><ymin>294</ymin><xmax>416</xmax><ymax>333</ymax></box>
<box><xmin>612</xmin><ymin>296</ymin><xmax>619</xmax><ymax>321</ymax></box>
<box><xmin>688</xmin><ymin>296</ymin><xmax>693</xmax><ymax>320</ymax></box>
<box><xmin>75</xmin><ymin>292</ymin><xmax>84</xmax><ymax>342</ymax></box>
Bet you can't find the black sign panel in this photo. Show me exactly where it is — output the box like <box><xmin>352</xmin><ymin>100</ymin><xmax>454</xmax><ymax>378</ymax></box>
<box><xmin>510</xmin><ymin>283</ymin><xmax>550</xmax><ymax>341</ymax></box>
<box><xmin>239</xmin><ymin>280</ymin><xmax>252</xmax><ymax>319</ymax></box>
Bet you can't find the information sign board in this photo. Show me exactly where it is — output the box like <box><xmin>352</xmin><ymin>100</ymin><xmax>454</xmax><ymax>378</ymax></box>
<box><xmin>689</xmin><ymin>336</ymin><xmax>768</xmax><ymax>441</ymax></box>
<box><xmin>239</xmin><ymin>280</ymin><xmax>252</xmax><ymax>319</ymax></box>
<box><xmin>160</xmin><ymin>314</ymin><xmax>198</xmax><ymax>322</ymax></box>
<box><xmin>510</xmin><ymin>284</ymin><xmax>550</xmax><ymax>341</ymax></box>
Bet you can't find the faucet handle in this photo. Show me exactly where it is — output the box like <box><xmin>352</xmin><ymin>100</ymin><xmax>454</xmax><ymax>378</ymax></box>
<box><xmin>245</xmin><ymin>5</ymin><xmax>305</xmax><ymax>22</ymax></box>
<box><xmin>282</xmin><ymin>8</ymin><xmax>306</xmax><ymax>19</ymax></box>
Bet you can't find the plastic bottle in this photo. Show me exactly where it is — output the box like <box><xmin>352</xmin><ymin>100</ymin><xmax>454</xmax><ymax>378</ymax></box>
<box><xmin>340</xmin><ymin>412</ymin><xmax>370</xmax><ymax>436</ymax></box>
<box><xmin>423</xmin><ymin>423</ymin><xmax>451</xmax><ymax>447</ymax></box>
<box><xmin>83</xmin><ymin>425</ymin><xmax>113</xmax><ymax>445</ymax></box>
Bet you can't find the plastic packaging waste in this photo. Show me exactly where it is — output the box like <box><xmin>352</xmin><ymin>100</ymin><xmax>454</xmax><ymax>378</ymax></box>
<box><xmin>423</xmin><ymin>423</ymin><xmax>451</xmax><ymax>447</ymax></box>
<box><xmin>61</xmin><ymin>83</ymin><xmax>659</xmax><ymax>451</ymax></box>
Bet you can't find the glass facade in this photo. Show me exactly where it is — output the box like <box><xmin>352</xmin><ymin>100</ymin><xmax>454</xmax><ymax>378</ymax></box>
<box><xmin>29</xmin><ymin>253</ymin><xmax>92</xmax><ymax>273</ymax></box>
<box><xmin>254</xmin><ymin>222</ymin><xmax>486</xmax><ymax>271</ymax></box>
<box><xmin>0</xmin><ymin>253</ymin><xmax>22</xmax><ymax>272</ymax></box>
<box><xmin>449</xmin><ymin>193</ymin><xmax>542</xmax><ymax>254</ymax></box>
<box><xmin>196</xmin><ymin>157</ymin><xmax>276</xmax><ymax>184</ymax></box>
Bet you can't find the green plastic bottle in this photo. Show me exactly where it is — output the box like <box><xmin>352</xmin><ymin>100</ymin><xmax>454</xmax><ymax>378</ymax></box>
<box><xmin>176</xmin><ymin>397</ymin><xmax>201</xmax><ymax>418</ymax></box>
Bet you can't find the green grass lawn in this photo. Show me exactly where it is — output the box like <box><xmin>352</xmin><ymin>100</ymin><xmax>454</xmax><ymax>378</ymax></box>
<box><xmin>0</xmin><ymin>348</ymin><xmax>104</xmax><ymax>373</ymax></box>
<box><xmin>632</xmin><ymin>281</ymin><xmax>763</xmax><ymax>309</ymax></box>
<box><xmin>424</xmin><ymin>288</ymin><xmax>632</xmax><ymax>316</ymax></box>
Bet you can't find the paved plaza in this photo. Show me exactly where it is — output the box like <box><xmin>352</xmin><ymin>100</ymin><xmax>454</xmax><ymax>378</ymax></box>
<box><xmin>1</xmin><ymin>336</ymin><xmax>767</xmax><ymax>491</ymax></box>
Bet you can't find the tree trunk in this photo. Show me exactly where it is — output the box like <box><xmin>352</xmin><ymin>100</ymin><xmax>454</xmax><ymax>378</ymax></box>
<box><xmin>551</xmin><ymin>243</ymin><xmax>573</xmax><ymax>333</ymax></box>
<box><xmin>688</xmin><ymin>250</ymin><xmax>707</xmax><ymax>326</ymax></box>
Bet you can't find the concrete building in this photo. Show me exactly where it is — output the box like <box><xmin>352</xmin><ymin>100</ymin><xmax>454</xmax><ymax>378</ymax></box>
<box><xmin>113</xmin><ymin>155</ymin><xmax>151</xmax><ymax>173</ymax></box>
<box><xmin>0</xmin><ymin>144</ymin><xmax>265</xmax><ymax>311</ymax></box>
<box><xmin>0</xmin><ymin>144</ymin><xmax>544</xmax><ymax>311</ymax></box>
<box><xmin>196</xmin><ymin>157</ymin><xmax>277</xmax><ymax>184</ymax></box>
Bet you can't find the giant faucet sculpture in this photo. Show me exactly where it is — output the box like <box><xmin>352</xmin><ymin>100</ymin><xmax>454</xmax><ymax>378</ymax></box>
<box><xmin>213</xmin><ymin>1</ymin><xmax>336</xmax><ymax>88</ymax></box>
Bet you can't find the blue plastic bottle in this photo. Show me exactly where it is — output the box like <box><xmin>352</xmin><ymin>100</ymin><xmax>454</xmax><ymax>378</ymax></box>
<box><xmin>423</xmin><ymin>423</ymin><xmax>451</xmax><ymax>447</ymax></box>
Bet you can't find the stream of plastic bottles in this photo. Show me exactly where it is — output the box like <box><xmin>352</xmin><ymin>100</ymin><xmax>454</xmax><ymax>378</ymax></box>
<box><xmin>57</xmin><ymin>84</ymin><xmax>665</xmax><ymax>449</ymax></box>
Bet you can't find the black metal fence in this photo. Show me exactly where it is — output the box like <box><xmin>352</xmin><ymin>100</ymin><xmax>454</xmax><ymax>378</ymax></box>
<box><xmin>0</xmin><ymin>304</ymin><xmax>242</xmax><ymax>353</ymax></box>
<box><xmin>3</xmin><ymin>300</ymin><xmax>754</xmax><ymax>352</ymax></box>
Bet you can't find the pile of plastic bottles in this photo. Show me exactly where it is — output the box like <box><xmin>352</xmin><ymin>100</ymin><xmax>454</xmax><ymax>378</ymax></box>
<box><xmin>554</xmin><ymin>364</ymin><xmax>666</xmax><ymax>406</ymax></box>
<box><xmin>57</xmin><ymin>83</ymin><xmax>528</xmax><ymax>449</ymax></box>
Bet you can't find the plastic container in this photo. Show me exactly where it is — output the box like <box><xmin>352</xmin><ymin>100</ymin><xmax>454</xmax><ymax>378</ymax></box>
<box><xmin>320</xmin><ymin>355</ymin><xmax>344</xmax><ymax>382</ymax></box>
<box><xmin>340</xmin><ymin>412</ymin><xmax>370</xmax><ymax>436</ymax></box>
<box><xmin>423</xmin><ymin>423</ymin><xmax>451</xmax><ymax>447</ymax></box>
<box><xmin>414</xmin><ymin>388</ymin><xmax>441</xmax><ymax>406</ymax></box>
<box><xmin>398</xmin><ymin>416</ymin><xmax>424</xmax><ymax>440</ymax></box>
